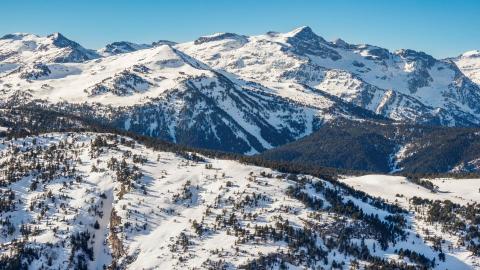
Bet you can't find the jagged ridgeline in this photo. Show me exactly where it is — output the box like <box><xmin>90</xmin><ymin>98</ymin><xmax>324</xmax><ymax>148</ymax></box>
<box><xmin>0</xmin><ymin>132</ymin><xmax>478</xmax><ymax>269</ymax></box>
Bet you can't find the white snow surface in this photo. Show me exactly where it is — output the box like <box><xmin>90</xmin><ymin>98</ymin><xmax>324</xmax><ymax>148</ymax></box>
<box><xmin>340</xmin><ymin>174</ymin><xmax>480</xmax><ymax>206</ymax></box>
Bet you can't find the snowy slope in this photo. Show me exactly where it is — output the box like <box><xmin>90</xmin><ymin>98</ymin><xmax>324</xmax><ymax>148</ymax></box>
<box><xmin>0</xmin><ymin>45</ymin><xmax>210</xmax><ymax>105</ymax></box>
<box><xmin>0</xmin><ymin>132</ymin><xmax>478</xmax><ymax>269</ymax></box>
<box><xmin>340</xmin><ymin>175</ymin><xmax>480</xmax><ymax>206</ymax></box>
<box><xmin>453</xmin><ymin>50</ymin><xmax>480</xmax><ymax>85</ymax></box>
<box><xmin>340</xmin><ymin>175</ymin><xmax>480</xmax><ymax>269</ymax></box>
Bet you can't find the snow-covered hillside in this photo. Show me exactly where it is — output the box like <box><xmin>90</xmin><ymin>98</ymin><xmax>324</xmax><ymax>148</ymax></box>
<box><xmin>0</xmin><ymin>133</ymin><xmax>478</xmax><ymax>269</ymax></box>
<box><xmin>340</xmin><ymin>175</ymin><xmax>480</xmax><ymax>206</ymax></box>
<box><xmin>340</xmin><ymin>175</ymin><xmax>480</xmax><ymax>268</ymax></box>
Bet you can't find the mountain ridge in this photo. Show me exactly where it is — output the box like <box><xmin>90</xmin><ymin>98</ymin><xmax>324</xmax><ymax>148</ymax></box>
<box><xmin>1</xmin><ymin>27</ymin><xmax>480</xmax><ymax>157</ymax></box>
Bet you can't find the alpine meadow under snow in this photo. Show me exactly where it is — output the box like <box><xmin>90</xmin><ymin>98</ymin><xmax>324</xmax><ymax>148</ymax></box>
<box><xmin>0</xmin><ymin>25</ymin><xmax>479</xmax><ymax>270</ymax></box>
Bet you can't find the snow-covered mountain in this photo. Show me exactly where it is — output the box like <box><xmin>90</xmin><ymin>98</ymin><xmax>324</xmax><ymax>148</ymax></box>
<box><xmin>97</xmin><ymin>40</ymin><xmax>177</xmax><ymax>57</ymax></box>
<box><xmin>452</xmin><ymin>50</ymin><xmax>480</xmax><ymax>85</ymax></box>
<box><xmin>0</xmin><ymin>32</ymin><xmax>382</xmax><ymax>154</ymax></box>
<box><xmin>1</xmin><ymin>28</ymin><xmax>479</xmax><ymax>270</ymax></box>
<box><xmin>0</xmin><ymin>32</ymin><xmax>99</xmax><ymax>67</ymax></box>
<box><xmin>1</xmin><ymin>28</ymin><xmax>480</xmax><ymax>155</ymax></box>
<box><xmin>0</xmin><ymin>132</ymin><xmax>477</xmax><ymax>269</ymax></box>
<box><xmin>178</xmin><ymin>26</ymin><xmax>480</xmax><ymax>126</ymax></box>
<box><xmin>98</xmin><ymin>41</ymin><xmax>152</xmax><ymax>57</ymax></box>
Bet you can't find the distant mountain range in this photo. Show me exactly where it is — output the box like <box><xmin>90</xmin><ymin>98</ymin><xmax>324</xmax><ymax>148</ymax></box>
<box><xmin>1</xmin><ymin>27</ymin><xmax>480</xmax><ymax>172</ymax></box>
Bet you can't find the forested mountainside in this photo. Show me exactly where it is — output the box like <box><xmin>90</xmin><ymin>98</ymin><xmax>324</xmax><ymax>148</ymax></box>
<box><xmin>259</xmin><ymin>119</ymin><xmax>480</xmax><ymax>174</ymax></box>
<box><xmin>3</xmin><ymin>105</ymin><xmax>480</xmax><ymax>175</ymax></box>
<box><xmin>0</xmin><ymin>132</ymin><xmax>478</xmax><ymax>270</ymax></box>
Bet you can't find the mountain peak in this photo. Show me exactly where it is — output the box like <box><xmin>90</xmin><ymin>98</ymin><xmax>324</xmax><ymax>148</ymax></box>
<box><xmin>286</xmin><ymin>26</ymin><xmax>327</xmax><ymax>43</ymax></box>
<box><xmin>99</xmin><ymin>41</ymin><xmax>151</xmax><ymax>56</ymax></box>
<box><xmin>394</xmin><ymin>48</ymin><xmax>436</xmax><ymax>65</ymax></box>
<box><xmin>460</xmin><ymin>50</ymin><xmax>480</xmax><ymax>58</ymax></box>
<box><xmin>194</xmin><ymin>32</ymin><xmax>247</xmax><ymax>45</ymax></box>
<box><xmin>151</xmin><ymin>40</ymin><xmax>177</xmax><ymax>47</ymax></box>
<box><xmin>48</xmin><ymin>32</ymin><xmax>64</xmax><ymax>39</ymax></box>
<box><xmin>289</xmin><ymin>26</ymin><xmax>314</xmax><ymax>35</ymax></box>
<box><xmin>331</xmin><ymin>38</ymin><xmax>349</xmax><ymax>48</ymax></box>
<box><xmin>47</xmin><ymin>32</ymin><xmax>80</xmax><ymax>48</ymax></box>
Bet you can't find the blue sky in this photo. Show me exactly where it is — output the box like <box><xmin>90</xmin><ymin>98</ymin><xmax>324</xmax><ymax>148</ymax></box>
<box><xmin>1</xmin><ymin>0</ymin><xmax>478</xmax><ymax>58</ymax></box>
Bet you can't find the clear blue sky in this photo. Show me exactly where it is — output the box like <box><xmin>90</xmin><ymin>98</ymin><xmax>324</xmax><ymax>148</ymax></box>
<box><xmin>1</xmin><ymin>0</ymin><xmax>478</xmax><ymax>58</ymax></box>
